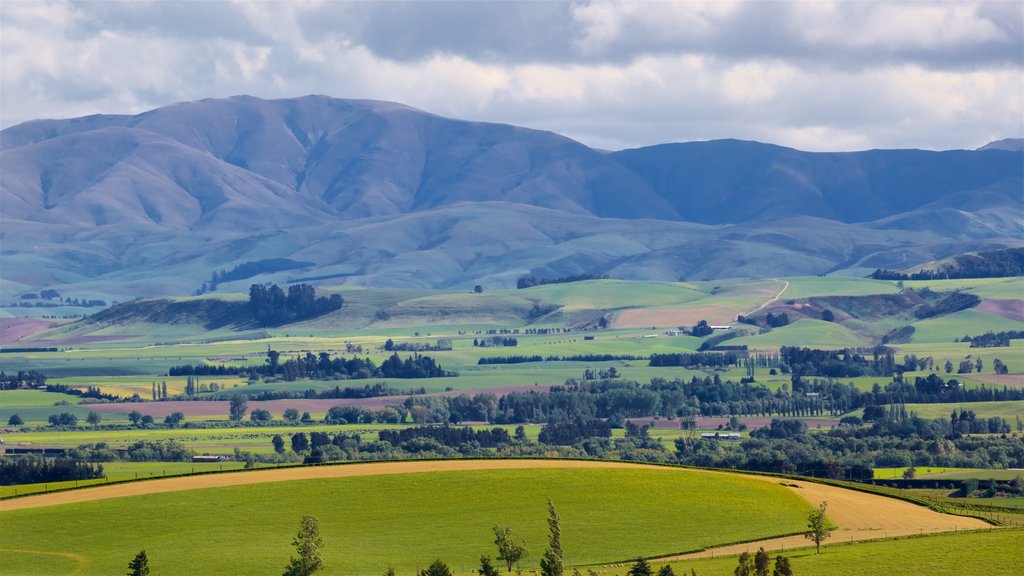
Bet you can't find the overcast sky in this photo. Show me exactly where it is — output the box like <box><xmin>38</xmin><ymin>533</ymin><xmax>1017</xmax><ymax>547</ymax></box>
<box><xmin>2</xmin><ymin>0</ymin><xmax>1022</xmax><ymax>151</ymax></box>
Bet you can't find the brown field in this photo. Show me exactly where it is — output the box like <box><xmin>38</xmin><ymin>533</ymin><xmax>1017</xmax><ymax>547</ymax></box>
<box><xmin>665</xmin><ymin>476</ymin><xmax>991</xmax><ymax>559</ymax></box>
<box><xmin>613</xmin><ymin>306</ymin><xmax>738</xmax><ymax>329</ymax></box>
<box><xmin>977</xmin><ymin>299</ymin><xmax>1024</xmax><ymax>322</ymax></box>
<box><xmin>0</xmin><ymin>318</ymin><xmax>53</xmax><ymax>344</ymax></box>
<box><xmin>969</xmin><ymin>373</ymin><xmax>1024</xmax><ymax>388</ymax></box>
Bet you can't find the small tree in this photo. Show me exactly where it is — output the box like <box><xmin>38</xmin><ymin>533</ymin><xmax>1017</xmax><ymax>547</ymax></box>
<box><xmin>229</xmin><ymin>395</ymin><xmax>248</xmax><ymax>421</ymax></box>
<box><xmin>282</xmin><ymin>514</ymin><xmax>324</xmax><ymax>576</ymax></box>
<box><xmin>86</xmin><ymin>411</ymin><xmax>102</xmax><ymax>427</ymax></box>
<box><xmin>902</xmin><ymin>466</ymin><xmax>916</xmax><ymax>480</ymax></box>
<box><xmin>474</xmin><ymin>285</ymin><xmax>484</xmax><ymax>293</ymax></box>
<box><xmin>657</xmin><ymin>566</ymin><xmax>675</xmax><ymax>576</ymax></box>
<box><xmin>384</xmin><ymin>568</ymin><xmax>397</xmax><ymax>576</ymax></box>
<box><xmin>493</xmin><ymin>525</ymin><xmax>527</xmax><ymax>572</ymax></box>
<box><xmin>424</xmin><ymin>560</ymin><xmax>453</xmax><ymax>576</ymax></box>
<box><xmin>127</xmin><ymin>550</ymin><xmax>150</xmax><ymax>576</ymax></box>
<box><xmin>164</xmin><ymin>411</ymin><xmax>185</xmax><ymax>427</ymax></box>
<box><xmin>628</xmin><ymin>558</ymin><xmax>653</xmax><ymax>576</ymax></box>
<box><xmin>734</xmin><ymin>551</ymin><xmax>754</xmax><ymax>576</ymax></box>
<box><xmin>539</xmin><ymin>498</ymin><xmax>563</xmax><ymax>576</ymax></box>
<box><xmin>292</xmin><ymin>432</ymin><xmax>310</xmax><ymax>453</ymax></box>
<box><xmin>273</xmin><ymin>434</ymin><xmax>287</xmax><ymax>454</ymax></box>
<box><xmin>251</xmin><ymin>409</ymin><xmax>273</xmax><ymax>422</ymax></box>
<box><xmin>805</xmin><ymin>501</ymin><xmax>833</xmax><ymax>554</ymax></box>
<box><xmin>283</xmin><ymin>408</ymin><xmax>301</xmax><ymax>422</ymax></box>
<box><xmin>944</xmin><ymin>360</ymin><xmax>953</xmax><ymax>374</ymax></box>
<box><xmin>754</xmin><ymin>548</ymin><xmax>770</xmax><ymax>576</ymax></box>
<box><xmin>479</xmin><ymin>556</ymin><xmax>501</xmax><ymax>576</ymax></box>
<box><xmin>8</xmin><ymin>413</ymin><xmax>24</xmax><ymax>426</ymax></box>
<box><xmin>821</xmin><ymin>309</ymin><xmax>835</xmax><ymax>322</ymax></box>
<box><xmin>129</xmin><ymin>410</ymin><xmax>143</xmax><ymax>426</ymax></box>
<box><xmin>772</xmin><ymin>556</ymin><xmax>793</xmax><ymax>576</ymax></box>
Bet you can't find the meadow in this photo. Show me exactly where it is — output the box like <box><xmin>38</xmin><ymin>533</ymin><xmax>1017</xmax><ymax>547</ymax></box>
<box><xmin>655</xmin><ymin>529</ymin><xmax>1023</xmax><ymax>576</ymax></box>
<box><xmin>0</xmin><ymin>465</ymin><xmax>813</xmax><ymax>576</ymax></box>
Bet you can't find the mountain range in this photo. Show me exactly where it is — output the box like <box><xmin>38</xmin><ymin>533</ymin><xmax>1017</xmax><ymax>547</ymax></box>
<box><xmin>1</xmin><ymin>95</ymin><xmax>1021</xmax><ymax>301</ymax></box>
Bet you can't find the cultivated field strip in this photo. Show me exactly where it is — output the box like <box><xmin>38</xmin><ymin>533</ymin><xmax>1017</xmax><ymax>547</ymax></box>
<box><xmin>0</xmin><ymin>458</ymin><xmax>992</xmax><ymax>557</ymax></box>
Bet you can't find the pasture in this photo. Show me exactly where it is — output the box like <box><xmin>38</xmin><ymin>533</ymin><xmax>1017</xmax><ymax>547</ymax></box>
<box><xmin>0</xmin><ymin>463</ymin><xmax>814</xmax><ymax>576</ymax></box>
<box><xmin>657</xmin><ymin>529</ymin><xmax>1023</xmax><ymax>576</ymax></box>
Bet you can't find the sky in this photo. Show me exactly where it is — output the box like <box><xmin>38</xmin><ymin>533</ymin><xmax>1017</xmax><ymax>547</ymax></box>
<box><xmin>1</xmin><ymin>0</ymin><xmax>1022</xmax><ymax>152</ymax></box>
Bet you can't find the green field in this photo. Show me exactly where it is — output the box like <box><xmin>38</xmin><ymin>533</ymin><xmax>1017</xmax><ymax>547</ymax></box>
<box><xmin>873</xmin><ymin>467</ymin><xmax>1024</xmax><ymax>480</ymax></box>
<box><xmin>0</xmin><ymin>466</ymin><xmax>814</xmax><ymax>576</ymax></box>
<box><xmin>910</xmin><ymin>309</ymin><xmax>1024</xmax><ymax>344</ymax></box>
<box><xmin>657</xmin><ymin>529</ymin><xmax>1022</xmax><ymax>576</ymax></box>
<box><xmin>731</xmin><ymin>319</ymin><xmax>869</xmax><ymax>349</ymax></box>
<box><xmin>902</xmin><ymin>401</ymin><xmax>1024</xmax><ymax>421</ymax></box>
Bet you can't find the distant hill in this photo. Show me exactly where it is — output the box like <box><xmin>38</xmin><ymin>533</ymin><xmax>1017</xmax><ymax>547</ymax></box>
<box><xmin>871</xmin><ymin>247</ymin><xmax>1024</xmax><ymax>281</ymax></box>
<box><xmin>1</xmin><ymin>95</ymin><xmax>1021</xmax><ymax>301</ymax></box>
<box><xmin>978</xmin><ymin>138</ymin><xmax>1024</xmax><ymax>152</ymax></box>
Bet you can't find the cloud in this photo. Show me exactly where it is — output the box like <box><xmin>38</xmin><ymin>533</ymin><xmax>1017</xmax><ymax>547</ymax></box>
<box><xmin>1</xmin><ymin>0</ymin><xmax>1021</xmax><ymax>152</ymax></box>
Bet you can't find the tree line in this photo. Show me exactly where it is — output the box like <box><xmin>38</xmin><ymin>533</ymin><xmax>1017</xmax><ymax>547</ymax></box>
<box><xmin>870</xmin><ymin>247</ymin><xmax>1024</xmax><ymax>280</ymax></box>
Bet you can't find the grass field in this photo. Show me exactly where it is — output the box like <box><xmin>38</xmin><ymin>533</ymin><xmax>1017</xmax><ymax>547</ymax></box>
<box><xmin>656</xmin><ymin>529</ymin><xmax>1023</xmax><ymax>576</ymax></box>
<box><xmin>779</xmin><ymin>277</ymin><xmax>901</xmax><ymax>300</ymax></box>
<box><xmin>910</xmin><ymin>309</ymin><xmax>1024</xmax><ymax>344</ymax></box>
<box><xmin>873</xmin><ymin>467</ymin><xmax>1024</xmax><ymax>480</ymax></box>
<box><xmin>0</xmin><ymin>461</ymin><xmax>274</xmax><ymax>498</ymax></box>
<box><xmin>0</xmin><ymin>465</ymin><xmax>813</xmax><ymax>576</ymax></box>
<box><xmin>731</xmin><ymin>319</ymin><xmax>869</xmax><ymax>349</ymax></box>
<box><xmin>902</xmin><ymin>400</ymin><xmax>1024</xmax><ymax>421</ymax></box>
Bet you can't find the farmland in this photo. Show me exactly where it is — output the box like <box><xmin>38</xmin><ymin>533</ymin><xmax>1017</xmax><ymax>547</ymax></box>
<box><xmin>1</xmin><ymin>462</ymin><xmax>815</xmax><ymax>575</ymax></box>
<box><xmin>2</xmin><ymin>276</ymin><xmax>1022</xmax><ymax>575</ymax></box>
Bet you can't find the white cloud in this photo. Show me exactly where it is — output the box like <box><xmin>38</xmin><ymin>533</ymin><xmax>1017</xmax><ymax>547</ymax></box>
<box><xmin>1</xmin><ymin>0</ymin><xmax>1020</xmax><ymax>152</ymax></box>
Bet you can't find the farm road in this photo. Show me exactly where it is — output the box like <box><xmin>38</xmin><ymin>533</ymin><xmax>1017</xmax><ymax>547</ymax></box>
<box><xmin>0</xmin><ymin>459</ymin><xmax>990</xmax><ymax>556</ymax></box>
<box><xmin>738</xmin><ymin>278</ymin><xmax>790</xmax><ymax>319</ymax></box>
<box><xmin>662</xmin><ymin>477</ymin><xmax>990</xmax><ymax>560</ymax></box>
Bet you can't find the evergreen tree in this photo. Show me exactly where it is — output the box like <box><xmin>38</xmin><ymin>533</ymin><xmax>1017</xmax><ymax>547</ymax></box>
<box><xmin>127</xmin><ymin>550</ymin><xmax>150</xmax><ymax>576</ymax></box>
<box><xmin>273</xmin><ymin>434</ymin><xmax>286</xmax><ymax>454</ymax></box>
<box><xmin>539</xmin><ymin>498</ymin><xmax>563</xmax><ymax>576</ymax></box>
<box><xmin>628</xmin><ymin>558</ymin><xmax>653</xmax><ymax>576</ymax></box>
<box><xmin>479</xmin><ymin>556</ymin><xmax>501</xmax><ymax>576</ymax></box>
<box><xmin>734</xmin><ymin>552</ymin><xmax>753</xmax><ymax>576</ymax></box>
<box><xmin>754</xmin><ymin>548</ymin><xmax>770</xmax><ymax>576</ymax></box>
<box><xmin>772</xmin><ymin>556</ymin><xmax>793</xmax><ymax>576</ymax></box>
<box><xmin>657</xmin><ymin>566</ymin><xmax>675</xmax><ymax>576</ymax></box>
<box><xmin>424</xmin><ymin>560</ymin><xmax>453</xmax><ymax>576</ymax></box>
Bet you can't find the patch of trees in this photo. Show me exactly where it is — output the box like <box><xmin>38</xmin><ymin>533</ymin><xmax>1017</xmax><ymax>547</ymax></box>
<box><xmin>870</xmin><ymin>247</ymin><xmax>1024</xmax><ymax>280</ymax></box>
<box><xmin>0</xmin><ymin>370</ymin><xmax>48</xmax><ymax>390</ymax></box>
<box><xmin>46</xmin><ymin>383</ymin><xmax>124</xmax><ymax>402</ymax></box>
<box><xmin>516</xmin><ymin>273</ymin><xmax>606</xmax><ymax>289</ymax></box>
<box><xmin>912</xmin><ymin>291</ymin><xmax>980</xmax><ymax>319</ymax></box>
<box><xmin>781</xmin><ymin>346</ymin><xmax>895</xmax><ymax>380</ymax></box>
<box><xmin>474</xmin><ymin>336</ymin><xmax>518</xmax><ymax>347</ymax></box>
<box><xmin>378</xmin><ymin>426</ymin><xmax>512</xmax><ymax>449</ymax></box>
<box><xmin>248</xmin><ymin>283</ymin><xmax>343</xmax><ymax>327</ymax></box>
<box><xmin>0</xmin><ymin>347</ymin><xmax>58</xmax><ymax>354</ymax></box>
<box><xmin>478</xmin><ymin>354</ymin><xmax>643</xmax><ymax>365</ymax></box>
<box><xmin>0</xmin><ymin>458</ymin><xmax>104</xmax><ymax>485</ymax></box>
<box><xmin>172</xmin><ymin>350</ymin><xmax>452</xmax><ymax>385</ymax></box>
<box><xmin>384</xmin><ymin>338</ymin><xmax>452</xmax><ymax>352</ymax></box>
<box><xmin>962</xmin><ymin>330</ymin><xmax>1024</xmax><ymax>348</ymax></box>
<box><xmin>881</xmin><ymin>325</ymin><xmax>915</xmax><ymax>345</ymax></box>
<box><xmin>649</xmin><ymin>352</ymin><xmax>740</xmax><ymax>368</ymax></box>
<box><xmin>538</xmin><ymin>417</ymin><xmax>611</xmax><ymax>445</ymax></box>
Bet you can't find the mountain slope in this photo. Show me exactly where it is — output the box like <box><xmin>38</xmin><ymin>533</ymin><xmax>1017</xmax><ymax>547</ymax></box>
<box><xmin>1</xmin><ymin>95</ymin><xmax>1021</xmax><ymax>301</ymax></box>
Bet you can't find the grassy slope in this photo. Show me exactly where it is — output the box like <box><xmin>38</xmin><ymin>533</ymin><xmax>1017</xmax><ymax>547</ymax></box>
<box><xmin>0</xmin><ymin>467</ymin><xmax>812</xmax><ymax>576</ymax></box>
<box><xmin>730</xmin><ymin>319</ymin><xmax>868</xmax><ymax>349</ymax></box>
<box><xmin>910</xmin><ymin>309</ymin><xmax>1024</xmax><ymax>344</ymax></box>
<box><xmin>657</xmin><ymin>529</ymin><xmax>1022</xmax><ymax>576</ymax></box>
